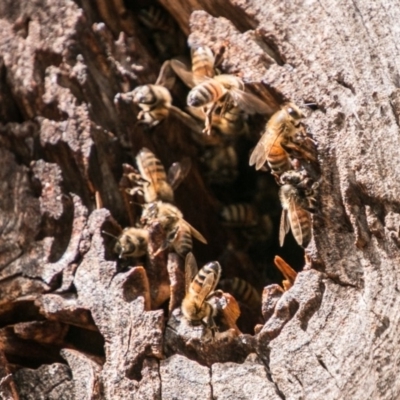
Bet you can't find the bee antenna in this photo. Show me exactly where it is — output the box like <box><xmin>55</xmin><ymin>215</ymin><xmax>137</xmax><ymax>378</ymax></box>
<box><xmin>102</xmin><ymin>230</ymin><xmax>119</xmax><ymax>240</ymax></box>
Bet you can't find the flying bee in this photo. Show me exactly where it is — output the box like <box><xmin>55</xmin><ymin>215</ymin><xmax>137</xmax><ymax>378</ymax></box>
<box><xmin>103</xmin><ymin>228</ymin><xmax>149</xmax><ymax>259</ymax></box>
<box><xmin>141</xmin><ymin>201</ymin><xmax>207</xmax><ymax>256</ymax></box>
<box><xmin>279</xmin><ymin>182</ymin><xmax>318</xmax><ymax>248</ymax></box>
<box><xmin>171</xmin><ymin>53</ymin><xmax>271</xmax><ymax>134</ymax></box>
<box><xmin>181</xmin><ymin>252</ymin><xmax>221</xmax><ymax>331</ymax></box>
<box><xmin>219</xmin><ymin>203</ymin><xmax>259</xmax><ymax>228</ymax></box>
<box><xmin>218</xmin><ymin>277</ymin><xmax>261</xmax><ymax>310</ymax></box>
<box><xmin>130</xmin><ymin>148</ymin><xmax>191</xmax><ymax>203</ymax></box>
<box><xmin>129</xmin><ymin>60</ymin><xmax>202</xmax><ymax>130</ymax></box>
<box><xmin>249</xmin><ymin>103</ymin><xmax>304</xmax><ymax>175</ymax></box>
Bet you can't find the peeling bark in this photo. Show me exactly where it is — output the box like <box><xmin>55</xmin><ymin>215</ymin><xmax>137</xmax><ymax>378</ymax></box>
<box><xmin>1</xmin><ymin>0</ymin><xmax>400</xmax><ymax>399</ymax></box>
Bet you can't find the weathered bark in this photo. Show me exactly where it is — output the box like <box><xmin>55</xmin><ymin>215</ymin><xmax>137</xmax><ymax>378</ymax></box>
<box><xmin>1</xmin><ymin>0</ymin><xmax>400</xmax><ymax>399</ymax></box>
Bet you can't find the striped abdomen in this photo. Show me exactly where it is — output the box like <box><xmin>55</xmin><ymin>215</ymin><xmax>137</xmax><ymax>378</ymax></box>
<box><xmin>191</xmin><ymin>46</ymin><xmax>215</xmax><ymax>83</ymax></box>
<box><xmin>266</xmin><ymin>135</ymin><xmax>291</xmax><ymax>175</ymax></box>
<box><xmin>136</xmin><ymin>149</ymin><xmax>173</xmax><ymax>203</ymax></box>
<box><xmin>220</xmin><ymin>203</ymin><xmax>258</xmax><ymax>228</ymax></box>
<box><xmin>219</xmin><ymin>278</ymin><xmax>261</xmax><ymax>309</ymax></box>
<box><xmin>171</xmin><ymin>223</ymin><xmax>193</xmax><ymax>257</ymax></box>
<box><xmin>289</xmin><ymin>206</ymin><xmax>312</xmax><ymax>247</ymax></box>
<box><xmin>189</xmin><ymin>261</ymin><xmax>221</xmax><ymax>296</ymax></box>
<box><xmin>187</xmin><ymin>80</ymin><xmax>225</xmax><ymax>107</ymax></box>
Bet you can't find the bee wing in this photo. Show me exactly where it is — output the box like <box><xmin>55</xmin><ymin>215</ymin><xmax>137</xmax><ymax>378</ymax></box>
<box><xmin>170</xmin><ymin>59</ymin><xmax>196</xmax><ymax>88</ymax></box>
<box><xmin>167</xmin><ymin>157</ymin><xmax>192</xmax><ymax>190</ymax></box>
<box><xmin>181</xmin><ymin>220</ymin><xmax>207</xmax><ymax>244</ymax></box>
<box><xmin>185</xmin><ymin>252</ymin><xmax>198</xmax><ymax>294</ymax></box>
<box><xmin>279</xmin><ymin>209</ymin><xmax>290</xmax><ymax>247</ymax></box>
<box><xmin>155</xmin><ymin>60</ymin><xmax>176</xmax><ymax>90</ymax></box>
<box><xmin>229</xmin><ymin>88</ymin><xmax>274</xmax><ymax>115</ymax></box>
<box><xmin>288</xmin><ymin>198</ymin><xmax>304</xmax><ymax>246</ymax></box>
<box><xmin>249</xmin><ymin>133</ymin><xmax>269</xmax><ymax>170</ymax></box>
<box><xmin>169</xmin><ymin>105</ymin><xmax>204</xmax><ymax>134</ymax></box>
<box><xmin>197</xmin><ymin>273</ymin><xmax>215</xmax><ymax>305</ymax></box>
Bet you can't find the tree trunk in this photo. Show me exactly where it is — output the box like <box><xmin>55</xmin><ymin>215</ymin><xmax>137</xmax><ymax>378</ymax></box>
<box><xmin>1</xmin><ymin>0</ymin><xmax>400</xmax><ymax>399</ymax></box>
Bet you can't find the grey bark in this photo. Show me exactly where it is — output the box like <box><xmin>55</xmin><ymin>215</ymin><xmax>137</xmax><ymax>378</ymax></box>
<box><xmin>1</xmin><ymin>0</ymin><xmax>399</xmax><ymax>399</ymax></box>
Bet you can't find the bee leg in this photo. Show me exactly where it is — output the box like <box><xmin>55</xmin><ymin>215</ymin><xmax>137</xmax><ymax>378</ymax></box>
<box><xmin>154</xmin><ymin>226</ymin><xmax>179</xmax><ymax>256</ymax></box>
<box><xmin>203</xmin><ymin>103</ymin><xmax>217</xmax><ymax>135</ymax></box>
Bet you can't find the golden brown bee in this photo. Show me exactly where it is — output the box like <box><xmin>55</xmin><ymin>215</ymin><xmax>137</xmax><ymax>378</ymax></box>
<box><xmin>249</xmin><ymin>103</ymin><xmax>304</xmax><ymax>174</ymax></box>
<box><xmin>279</xmin><ymin>183</ymin><xmax>315</xmax><ymax>248</ymax></box>
<box><xmin>133</xmin><ymin>148</ymin><xmax>191</xmax><ymax>203</ymax></box>
<box><xmin>219</xmin><ymin>203</ymin><xmax>259</xmax><ymax>228</ymax></box>
<box><xmin>171</xmin><ymin>51</ymin><xmax>270</xmax><ymax>134</ymax></box>
<box><xmin>141</xmin><ymin>201</ymin><xmax>207</xmax><ymax>257</ymax></box>
<box><xmin>130</xmin><ymin>61</ymin><xmax>202</xmax><ymax>130</ymax></box>
<box><xmin>181</xmin><ymin>252</ymin><xmax>221</xmax><ymax>330</ymax></box>
<box><xmin>103</xmin><ymin>228</ymin><xmax>149</xmax><ymax>258</ymax></box>
<box><xmin>218</xmin><ymin>278</ymin><xmax>261</xmax><ymax>310</ymax></box>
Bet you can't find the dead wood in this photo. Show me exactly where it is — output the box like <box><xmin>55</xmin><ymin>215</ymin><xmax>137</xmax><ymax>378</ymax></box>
<box><xmin>1</xmin><ymin>0</ymin><xmax>400</xmax><ymax>399</ymax></box>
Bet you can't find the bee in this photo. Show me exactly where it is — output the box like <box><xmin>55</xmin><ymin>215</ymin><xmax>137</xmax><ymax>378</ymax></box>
<box><xmin>181</xmin><ymin>252</ymin><xmax>221</xmax><ymax>331</ymax></box>
<box><xmin>103</xmin><ymin>228</ymin><xmax>149</xmax><ymax>258</ymax></box>
<box><xmin>249</xmin><ymin>103</ymin><xmax>304</xmax><ymax>175</ymax></box>
<box><xmin>219</xmin><ymin>203</ymin><xmax>259</xmax><ymax>228</ymax></box>
<box><xmin>171</xmin><ymin>50</ymin><xmax>271</xmax><ymax>134</ymax></box>
<box><xmin>132</xmin><ymin>148</ymin><xmax>191</xmax><ymax>203</ymax></box>
<box><xmin>141</xmin><ymin>201</ymin><xmax>207</xmax><ymax>256</ymax></box>
<box><xmin>218</xmin><ymin>278</ymin><xmax>261</xmax><ymax>310</ymax></box>
<box><xmin>279</xmin><ymin>183</ymin><xmax>316</xmax><ymax>247</ymax></box>
<box><xmin>129</xmin><ymin>61</ymin><xmax>202</xmax><ymax>130</ymax></box>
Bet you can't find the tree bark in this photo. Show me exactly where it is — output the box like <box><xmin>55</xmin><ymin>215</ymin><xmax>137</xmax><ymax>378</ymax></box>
<box><xmin>1</xmin><ymin>0</ymin><xmax>400</xmax><ymax>399</ymax></box>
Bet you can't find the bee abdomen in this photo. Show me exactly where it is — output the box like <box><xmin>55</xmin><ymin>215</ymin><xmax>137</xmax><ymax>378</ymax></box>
<box><xmin>191</xmin><ymin>261</ymin><xmax>221</xmax><ymax>294</ymax></box>
<box><xmin>220</xmin><ymin>203</ymin><xmax>258</xmax><ymax>227</ymax></box>
<box><xmin>219</xmin><ymin>278</ymin><xmax>261</xmax><ymax>309</ymax></box>
<box><xmin>187</xmin><ymin>81</ymin><xmax>223</xmax><ymax>107</ymax></box>
<box><xmin>291</xmin><ymin>208</ymin><xmax>312</xmax><ymax>247</ymax></box>
<box><xmin>139</xmin><ymin>6</ymin><xmax>171</xmax><ymax>31</ymax></box>
<box><xmin>267</xmin><ymin>144</ymin><xmax>291</xmax><ymax>174</ymax></box>
<box><xmin>172</xmin><ymin>226</ymin><xmax>193</xmax><ymax>257</ymax></box>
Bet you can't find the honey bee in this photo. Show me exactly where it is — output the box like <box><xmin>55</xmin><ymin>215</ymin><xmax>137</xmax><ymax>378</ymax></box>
<box><xmin>141</xmin><ymin>201</ymin><xmax>207</xmax><ymax>256</ymax></box>
<box><xmin>181</xmin><ymin>252</ymin><xmax>221</xmax><ymax>330</ymax></box>
<box><xmin>171</xmin><ymin>45</ymin><xmax>216</xmax><ymax>88</ymax></box>
<box><xmin>249</xmin><ymin>103</ymin><xmax>304</xmax><ymax>175</ymax></box>
<box><xmin>103</xmin><ymin>228</ymin><xmax>149</xmax><ymax>258</ymax></box>
<box><xmin>130</xmin><ymin>61</ymin><xmax>202</xmax><ymax>130</ymax></box>
<box><xmin>219</xmin><ymin>203</ymin><xmax>259</xmax><ymax>228</ymax></box>
<box><xmin>279</xmin><ymin>183</ymin><xmax>316</xmax><ymax>247</ymax></box>
<box><xmin>171</xmin><ymin>50</ymin><xmax>270</xmax><ymax>134</ymax></box>
<box><xmin>132</xmin><ymin>148</ymin><xmax>191</xmax><ymax>203</ymax></box>
<box><xmin>218</xmin><ymin>278</ymin><xmax>261</xmax><ymax>310</ymax></box>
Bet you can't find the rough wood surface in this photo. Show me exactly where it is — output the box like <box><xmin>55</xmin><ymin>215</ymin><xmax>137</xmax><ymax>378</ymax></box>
<box><xmin>1</xmin><ymin>0</ymin><xmax>400</xmax><ymax>399</ymax></box>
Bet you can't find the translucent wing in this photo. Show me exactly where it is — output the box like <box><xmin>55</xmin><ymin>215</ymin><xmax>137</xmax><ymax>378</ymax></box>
<box><xmin>249</xmin><ymin>133</ymin><xmax>269</xmax><ymax>170</ymax></box>
<box><xmin>168</xmin><ymin>157</ymin><xmax>192</xmax><ymax>190</ymax></box>
<box><xmin>197</xmin><ymin>273</ymin><xmax>215</xmax><ymax>305</ymax></box>
<box><xmin>170</xmin><ymin>59</ymin><xmax>196</xmax><ymax>88</ymax></box>
<box><xmin>229</xmin><ymin>88</ymin><xmax>274</xmax><ymax>115</ymax></box>
<box><xmin>288</xmin><ymin>197</ymin><xmax>303</xmax><ymax>246</ymax></box>
<box><xmin>279</xmin><ymin>209</ymin><xmax>290</xmax><ymax>247</ymax></box>
<box><xmin>155</xmin><ymin>60</ymin><xmax>176</xmax><ymax>89</ymax></box>
<box><xmin>185</xmin><ymin>252</ymin><xmax>198</xmax><ymax>294</ymax></box>
<box><xmin>168</xmin><ymin>105</ymin><xmax>204</xmax><ymax>135</ymax></box>
<box><xmin>181</xmin><ymin>220</ymin><xmax>207</xmax><ymax>244</ymax></box>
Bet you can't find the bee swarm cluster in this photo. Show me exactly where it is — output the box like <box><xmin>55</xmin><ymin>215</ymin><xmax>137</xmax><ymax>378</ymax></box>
<box><xmin>107</xmin><ymin>5</ymin><xmax>322</xmax><ymax>362</ymax></box>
